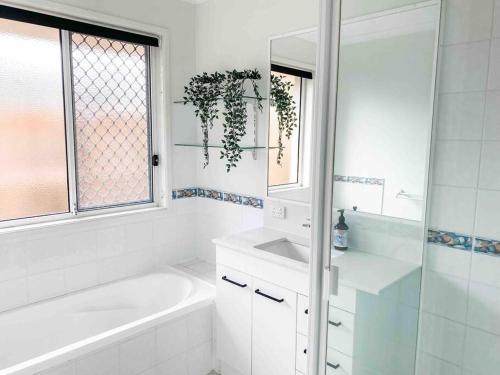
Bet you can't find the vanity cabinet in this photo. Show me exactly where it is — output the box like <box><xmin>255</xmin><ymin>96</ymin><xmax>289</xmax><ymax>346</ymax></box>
<box><xmin>216</xmin><ymin>262</ymin><xmax>298</xmax><ymax>375</ymax></box>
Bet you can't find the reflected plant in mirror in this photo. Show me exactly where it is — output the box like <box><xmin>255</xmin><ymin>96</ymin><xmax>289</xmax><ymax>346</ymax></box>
<box><xmin>270</xmin><ymin>73</ymin><xmax>298</xmax><ymax>165</ymax></box>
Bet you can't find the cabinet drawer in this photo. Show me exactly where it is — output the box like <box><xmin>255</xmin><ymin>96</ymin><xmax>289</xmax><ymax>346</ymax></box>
<box><xmin>252</xmin><ymin>278</ymin><xmax>297</xmax><ymax>375</ymax></box>
<box><xmin>216</xmin><ymin>265</ymin><xmax>252</xmax><ymax>375</ymax></box>
<box><xmin>330</xmin><ymin>285</ymin><xmax>356</xmax><ymax>313</ymax></box>
<box><xmin>326</xmin><ymin>348</ymin><xmax>353</xmax><ymax>375</ymax></box>
<box><xmin>297</xmin><ymin>294</ymin><xmax>309</xmax><ymax>335</ymax></box>
<box><xmin>327</xmin><ymin>306</ymin><xmax>354</xmax><ymax>356</ymax></box>
<box><xmin>296</xmin><ymin>333</ymin><xmax>308</xmax><ymax>374</ymax></box>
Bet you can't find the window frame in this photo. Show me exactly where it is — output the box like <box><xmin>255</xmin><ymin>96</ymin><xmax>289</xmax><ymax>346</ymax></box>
<box><xmin>0</xmin><ymin>1</ymin><xmax>171</xmax><ymax>231</ymax></box>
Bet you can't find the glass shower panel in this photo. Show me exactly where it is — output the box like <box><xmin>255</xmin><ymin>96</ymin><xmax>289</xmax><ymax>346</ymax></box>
<box><xmin>324</xmin><ymin>1</ymin><xmax>441</xmax><ymax>374</ymax></box>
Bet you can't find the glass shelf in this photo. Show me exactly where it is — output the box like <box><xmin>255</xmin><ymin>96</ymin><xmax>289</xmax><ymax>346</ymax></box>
<box><xmin>174</xmin><ymin>143</ymin><xmax>279</xmax><ymax>150</ymax></box>
<box><xmin>173</xmin><ymin>96</ymin><xmax>267</xmax><ymax>104</ymax></box>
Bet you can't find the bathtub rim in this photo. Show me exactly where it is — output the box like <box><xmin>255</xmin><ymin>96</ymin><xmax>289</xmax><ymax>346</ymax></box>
<box><xmin>0</xmin><ymin>265</ymin><xmax>215</xmax><ymax>375</ymax></box>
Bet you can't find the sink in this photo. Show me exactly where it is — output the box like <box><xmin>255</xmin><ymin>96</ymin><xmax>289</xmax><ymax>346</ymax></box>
<box><xmin>255</xmin><ymin>238</ymin><xmax>309</xmax><ymax>264</ymax></box>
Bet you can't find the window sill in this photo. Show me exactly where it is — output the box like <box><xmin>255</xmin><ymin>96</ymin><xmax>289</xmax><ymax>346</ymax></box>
<box><xmin>0</xmin><ymin>205</ymin><xmax>168</xmax><ymax>235</ymax></box>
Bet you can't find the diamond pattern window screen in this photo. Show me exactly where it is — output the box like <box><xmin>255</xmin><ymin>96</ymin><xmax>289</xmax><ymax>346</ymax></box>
<box><xmin>71</xmin><ymin>33</ymin><xmax>153</xmax><ymax>210</ymax></box>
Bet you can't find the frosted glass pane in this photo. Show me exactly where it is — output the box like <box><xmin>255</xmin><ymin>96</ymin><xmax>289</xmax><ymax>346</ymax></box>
<box><xmin>71</xmin><ymin>33</ymin><xmax>152</xmax><ymax>210</ymax></box>
<box><xmin>0</xmin><ymin>19</ymin><xmax>69</xmax><ymax>222</ymax></box>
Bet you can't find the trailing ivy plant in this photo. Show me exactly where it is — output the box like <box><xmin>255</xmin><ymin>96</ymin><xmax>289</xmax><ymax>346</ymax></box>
<box><xmin>221</xmin><ymin>69</ymin><xmax>263</xmax><ymax>172</ymax></box>
<box><xmin>270</xmin><ymin>73</ymin><xmax>298</xmax><ymax>165</ymax></box>
<box><xmin>183</xmin><ymin>69</ymin><xmax>263</xmax><ymax>172</ymax></box>
<box><xmin>183</xmin><ymin>72</ymin><xmax>225</xmax><ymax>167</ymax></box>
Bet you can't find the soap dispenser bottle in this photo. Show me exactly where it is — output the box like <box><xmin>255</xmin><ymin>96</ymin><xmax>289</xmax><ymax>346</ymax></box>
<box><xmin>333</xmin><ymin>209</ymin><xmax>349</xmax><ymax>251</ymax></box>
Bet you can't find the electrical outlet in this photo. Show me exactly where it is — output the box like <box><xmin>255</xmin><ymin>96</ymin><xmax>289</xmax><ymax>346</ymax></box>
<box><xmin>271</xmin><ymin>204</ymin><xmax>286</xmax><ymax>219</ymax></box>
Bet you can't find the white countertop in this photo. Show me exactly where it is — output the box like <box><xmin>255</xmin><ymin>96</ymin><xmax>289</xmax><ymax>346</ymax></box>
<box><xmin>213</xmin><ymin>227</ymin><xmax>421</xmax><ymax>295</ymax></box>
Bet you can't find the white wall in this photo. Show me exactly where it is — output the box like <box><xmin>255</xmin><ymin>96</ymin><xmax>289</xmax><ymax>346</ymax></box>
<box><xmin>417</xmin><ymin>1</ymin><xmax>500</xmax><ymax>374</ymax></box>
<box><xmin>0</xmin><ymin>0</ymin><xmax>199</xmax><ymax>312</ymax></box>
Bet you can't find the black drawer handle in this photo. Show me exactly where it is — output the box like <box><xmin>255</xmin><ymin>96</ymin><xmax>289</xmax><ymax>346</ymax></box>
<box><xmin>329</xmin><ymin>320</ymin><xmax>342</xmax><ymax>327</ymax></box>
<box><xmin>222</xmin><ymin>276</ymin><xmax>247</xmax><ymax>288</ymax></box>
<box><xmin>327</xmin><ymin>362</ymin><xmax>340</xmax><ymax>369</ymax></box>
<box><xmin>303</xmin><ymin>348</ymin><xmax>307</xmax><ymax>354</ymax></box>
<box><xmin>255</xmin><ymin>289</ymin><xmax>284</xmax><ymax>303</ymax></box>
<box><xmin>305</xmin><ymin>308</ymin><xmax>309</xmax><ymax>315</ymax></box>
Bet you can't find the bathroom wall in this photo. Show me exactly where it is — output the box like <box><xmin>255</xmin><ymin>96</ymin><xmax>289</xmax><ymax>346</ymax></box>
<box><xmin>0</xmin><ymin>0</ymin><xmax>199</xmax><ymax>312</ymax></box>
<box><xmin>417</xmin><ymin>0</ymin><xmax>500</xmax><ymax>374</ymax></box>
<box><xmin>190</xmin><ymin>0</ymin><xmax>320</xmax><ymax>262</ymax></box>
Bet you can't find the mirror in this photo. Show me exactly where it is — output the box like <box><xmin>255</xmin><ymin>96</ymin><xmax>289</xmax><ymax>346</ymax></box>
<box><xmin>333</xmin><ymin>3</ymin><xmax>439</xmax><ymax>221</ymax></box>
<box><xmin>266</xmin><ymin>30</ymin><xmax>317</xmax><ymax>204</ymax></box>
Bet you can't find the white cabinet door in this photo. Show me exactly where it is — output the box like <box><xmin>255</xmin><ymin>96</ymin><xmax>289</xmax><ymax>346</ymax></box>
<box><xmin>216</xmin><ymin>265</ymin><xmax>252</xmax><ymax>375</ymax></box>
<box><xmin>252</xmin><ymin>278</ymin><xmax>297</xmax><ymax>375</ymax></box>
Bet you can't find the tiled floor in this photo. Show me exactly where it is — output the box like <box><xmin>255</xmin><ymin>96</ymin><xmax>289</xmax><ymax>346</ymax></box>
<box><xmin>174</xmin><ymin>259</ymin><xmax>216</xmax><ymax>285</ymax></box>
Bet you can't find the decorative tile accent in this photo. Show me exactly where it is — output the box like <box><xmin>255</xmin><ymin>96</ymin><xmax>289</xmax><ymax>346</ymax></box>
<box><xmin>172</xmin><ymin>188</ymin><xmax>197</xmax><ymax>199</ymax></box>
<box><xmin>428</xmin><ymin>229</ymin><xmax>473</xmax><ymax>251</ymax></box>
<box><xmin>474</xmin><ymin>238</ymin><xmax>500</xmax><ymax>256</ymax></box>
<box><xmin>334</xmin><ymin>174</ymin><xmax>385</xmax><ymax>185</ymax></box>
<box><xmin>172</xmin><ymin>187</ymin><xmax>263</xmax><ymax>209</ymax></box>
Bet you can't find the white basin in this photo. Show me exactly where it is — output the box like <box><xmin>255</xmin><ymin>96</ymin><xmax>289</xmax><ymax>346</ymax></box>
<box><xmin>255</xmin><ymin>238</ymin><xmax>309</xmax><ymax>264</ymax></box>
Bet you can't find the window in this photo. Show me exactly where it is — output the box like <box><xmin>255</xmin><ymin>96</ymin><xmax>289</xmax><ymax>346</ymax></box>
<box><xmin>0</xmin><ymin>6</ymin><xmax>162</xmax><ymax>225</ymax></box>
<box><xmin>268</xmin><ymin>65</ymin><xmax>314</xmax><ymax>188</ymax></box>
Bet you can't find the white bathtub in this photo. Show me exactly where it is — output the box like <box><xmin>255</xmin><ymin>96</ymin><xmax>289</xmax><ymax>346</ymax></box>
<box><xmin>0</xmin><ymin>267</ymin><xmax>215</xmax><ymax>375</ymax></box>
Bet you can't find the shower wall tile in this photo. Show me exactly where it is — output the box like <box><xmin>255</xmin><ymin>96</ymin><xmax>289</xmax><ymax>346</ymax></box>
<box><xmin>425</xmin><ymin>244</ymin><xmax>471</xmax><ymax>278</ymax></box>
<box><xmin>429</xmin><ymin>186</ymin><xmax>476</xmax><ymax>234</ymax></box>
<box><xmin>436</xmin><ymin>92</ymin><xmax>485</xmax><ymax>141</ymax></box>
<box><xmin>478</xmin><ymin>142</ymin><xmax>500</xmax><ymax>189</ymax></box>
<box><xmin>495</xmin><ymin>0</ymin><xmax>500</xmax><ymax>37</ymax></box>
<box><xmin>0</xmin><ymin>243</ymin><xmax>26</xmax><ymax>282</ymax></box>
<box><xmin>466</xmin><ymin>281</ymin><xmax>500</xmax><ymax>335</ymax></box>
<box><xmin>439</xmin><ymin>41</ymin><xmax>490</xmax><ymax>93</ymax></box>
<box><xmin>417</xmin><ymin>352</ymin><xmax>461</xmax><ymax>375</ymax></box>
<box><xmin>420</xmin><ymin>312</ymin><xmax>466</xmax><ymax>365</ymax></box>
<box><xmin>484</xmin><ymin>90</ymin><xmax>500</xmax><ymax>140</ymax></box>
<box><xmin>0</xmin><ymin>277</ymin><xmax>28</xmax><ymax>311</ymax></box>
<box><xmin>474</xmin><ymin>189</ymin><xmax>500</xmax><ymax>239</ymax></box>
<box><xmin>432</xmin><ymin>141</ymin><xmax>481</xmax><ymax>187</ymax></box>
<box><xmin>487</xmin><ymin>38</ymin><xmax>500</xmax><ymax>90</ymax></box>
<box><xmin>470</xmin><ymin>251</ymin><xmax>500</xmax><ymax>287</ymax></box>
<box><xmin>463</xmin><ymin>327</ymin><xmax>500</xmax><ymax>375</ymax></box>
<box><xmin>422</xmin><ymin>271</ymin><xmax>468</xmax><ymax>322</ymax></box>
<box><xmin>27</xmin><ymin>270</ymin><xmax>65</xmax><ymax>303</ymax></box>
<box><xmin>442</xmin><ymin>0</ymin><xmax>494</xmax><ymax>45</ymax></box>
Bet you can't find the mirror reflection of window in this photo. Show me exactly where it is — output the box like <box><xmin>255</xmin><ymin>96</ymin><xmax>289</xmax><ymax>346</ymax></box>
<box><xmin>268</xmin><ymin>66</ymin><xmax>313</xmax><ymax>188</ymax></box>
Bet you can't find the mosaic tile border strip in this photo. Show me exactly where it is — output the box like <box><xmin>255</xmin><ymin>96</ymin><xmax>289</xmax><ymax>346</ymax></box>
<box><xmin>474</xmin><ymin>238</ymin><xmax>500</xmax><ymax>256</ymax></box>
<box><xmin>427</xmin><ymin>229</ymin><xmax>473</xmax><ymax>251</ymax></box>
<box><xmin>334</xmin><ymin>174</ymin><xmax>385</xmax><ymax>186</ymax></box>
<box><xmin>172</xmin><ymin>187</ymin><xmax>264</xmax><ymax>209</ymax></box>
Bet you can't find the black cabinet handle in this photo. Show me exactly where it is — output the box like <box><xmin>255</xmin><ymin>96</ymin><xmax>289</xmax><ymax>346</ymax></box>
<box><xmin>222</xmin><ymin>276</ymin><xmax>247</xmax><ymax>288</ymax></box>
<box><xmin>329</xmin><ymin>320</ymin><xmax>342</xmax><ymax>327</ymax></box>
<box><xmin>305</xmin><ymin>308</ymin><xmax>309</xmax><ymax>315</ymax></box>
<box><xmin>303</xmin><ymin>348</ymin><xmax>307</xmax><ymax>354</ymax></box>
<box><xmin>254</xmin><ymin>289</ymin><xmax>284</xmax><ymax>303</ymax></box>
<box><xmin>327</xmin><ymin>362</ymin><xmax>340</xmax><ymax>369</ymax></box>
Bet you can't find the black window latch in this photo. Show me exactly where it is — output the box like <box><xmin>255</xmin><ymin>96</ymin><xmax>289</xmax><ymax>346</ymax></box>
<box><xmin>152</xmin><ymin>154</ymin><xmax>159</xmax><ymax>166</ymax></box>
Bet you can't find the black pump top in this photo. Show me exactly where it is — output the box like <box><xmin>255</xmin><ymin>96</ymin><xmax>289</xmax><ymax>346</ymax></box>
<box><xmin>335</xmin><ymin>209</ymin><xmax>349</xmax><ymax>230</ymax></box>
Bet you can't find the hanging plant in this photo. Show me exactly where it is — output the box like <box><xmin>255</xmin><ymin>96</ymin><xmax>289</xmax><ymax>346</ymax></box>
<box><xmin>221</xmin><ymin>69</ymin><xmax>263</xmax><ymax>172</ymax></box>
<box><xmin>183</xmin><ymin>72</ymin><xmax>225</xmax><ymax>167</ymax></box>
<box><xmin>270</xmin><ymin>73</ymin><xmax>298</xmax><ymax>165</ymax></box>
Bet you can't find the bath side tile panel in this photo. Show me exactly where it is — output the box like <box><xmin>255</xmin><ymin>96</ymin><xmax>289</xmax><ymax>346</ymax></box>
<box><xmin>76</xmin><ymin>346</ymin><xmax>119</xmax><ymax>375</ymax></box>
<box><xmin>187</xmin><ymin>342</ymin><xmax>213</xmax><ymax>375</ymax></box>
<box><xmin>156</xmin><ymin>317</ymin><xmax>189</xmax><ymax>363</ymax></box>
<box><xmin>155</xmin><ymin>353</ymin><xmax>188</xmax><ymax>375</ymax></box>
<box><xmin>119</xmin><ymin>329</ymin><xmax>156</xmax><ymax>375</ymax></box>
<box><xmin>187</xmin><ymin>307</ymin><xmax>213</xmax><ymax>348</ymax></box>
<box><xmin>38</xmin><ymin>360</ymin><xmax>76</xmax><ymax>375</ymax></box>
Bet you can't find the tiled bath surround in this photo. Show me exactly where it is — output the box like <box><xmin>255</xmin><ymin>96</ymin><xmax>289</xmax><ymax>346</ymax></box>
<box><xmin>35</xmin><ymin>306</ymin><xmax>213</xmax><ymax>375</ymax></box>
<box><xmin>417</xmin><ymin>0</ymin><xmax>500</xmax><ymax>374</ymax></box>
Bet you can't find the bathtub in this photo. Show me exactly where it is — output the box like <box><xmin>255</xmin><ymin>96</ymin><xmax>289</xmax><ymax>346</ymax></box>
<box><xmin>0</xmin><ymin>266</ymin><xmax>215</xmax><ymax>375</ymax></box>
